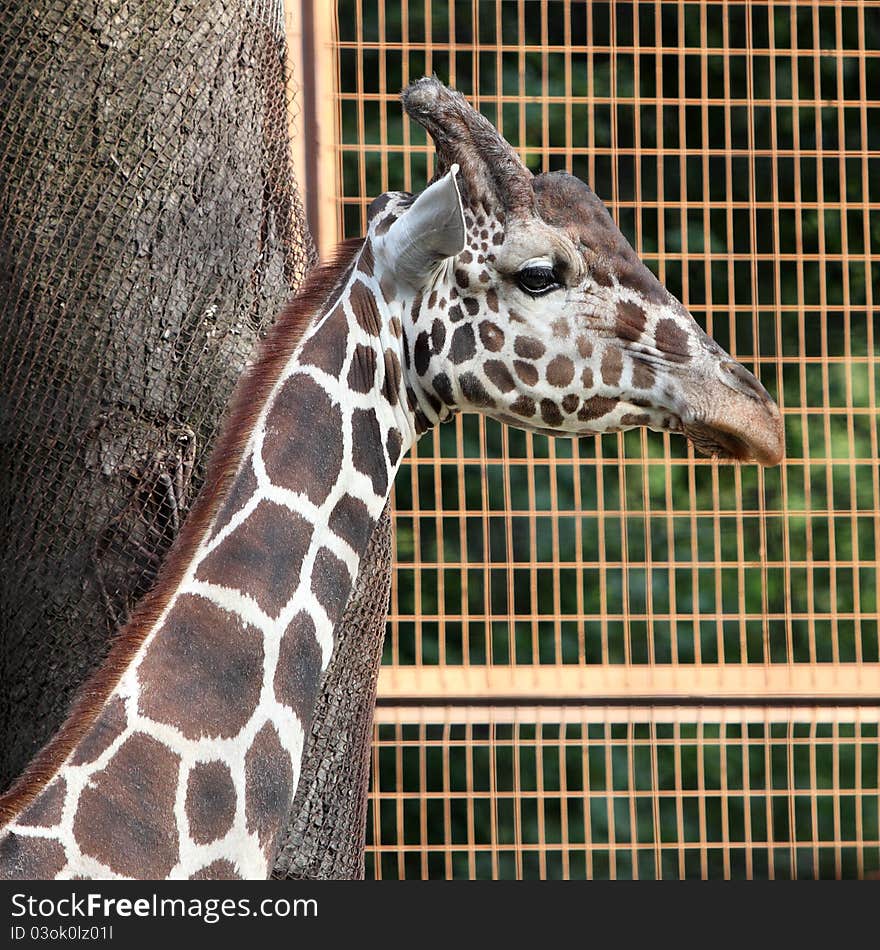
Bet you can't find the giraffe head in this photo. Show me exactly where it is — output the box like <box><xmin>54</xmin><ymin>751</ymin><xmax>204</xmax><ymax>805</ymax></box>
<box><xmin>370</xmin><ymin>77</ymin><xmax>783</xmax><ymax>465</ymax></box>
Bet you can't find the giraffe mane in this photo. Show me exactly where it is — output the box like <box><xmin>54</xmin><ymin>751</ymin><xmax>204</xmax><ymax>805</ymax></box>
<box><xmin>0</xmin><ymin>237</ymin><xmax>366</xmax><ymax>824</ymax></box>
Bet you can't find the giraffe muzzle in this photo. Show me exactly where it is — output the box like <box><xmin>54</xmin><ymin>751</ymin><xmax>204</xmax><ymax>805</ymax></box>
<box><xmin>680</xmin><ymin>359</ymin><xmax>784</xmax><ymax>466</ymax></box>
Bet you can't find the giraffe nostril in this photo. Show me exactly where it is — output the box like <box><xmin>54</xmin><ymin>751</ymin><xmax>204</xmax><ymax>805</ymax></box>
<box><xmin>719</xmin><ymin>361</ymin><xmax>772</xmax><ymax>404</ymax></box>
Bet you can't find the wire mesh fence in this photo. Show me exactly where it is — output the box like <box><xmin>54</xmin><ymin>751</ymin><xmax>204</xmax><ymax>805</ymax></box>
<box><xmin>319</xmin><ymin>0</ymin><xmax>880</xmax><ymax>878</ymax></box>
<box><xmin>368</xmin><ymin>711</ymin><xmax>880</xmax><ymax>880</ymax></box>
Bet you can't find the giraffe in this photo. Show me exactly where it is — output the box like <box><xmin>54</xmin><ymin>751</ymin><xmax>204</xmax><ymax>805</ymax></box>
<box><xmin>0</xmin><ymin>77</ymin><xmax>783</xmax><ymax>880</ymax></box>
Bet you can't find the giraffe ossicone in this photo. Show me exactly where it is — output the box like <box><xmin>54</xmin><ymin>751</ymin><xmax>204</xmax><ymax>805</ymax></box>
<box><xmin>0</xmin><ymin>77</ymin><xmax>783</xmax><ymax>880</ymax></box>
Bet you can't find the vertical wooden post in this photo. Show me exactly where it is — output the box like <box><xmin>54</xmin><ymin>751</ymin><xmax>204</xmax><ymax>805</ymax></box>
<box><xmin>285</xmin><ymin>0</ymin><xmax>340</xmax><ymax>259</ymax></box>
<box><xmin>284</xmin><ymin>0</ymin><xmax>307</xmax><ymax>225</ymax></box>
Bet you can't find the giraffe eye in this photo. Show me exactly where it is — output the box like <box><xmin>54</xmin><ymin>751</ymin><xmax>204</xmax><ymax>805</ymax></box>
<box><xmin>516</xmin><ymin>264</ymin><xmax>559</xmax><ymax>296</ymax></box>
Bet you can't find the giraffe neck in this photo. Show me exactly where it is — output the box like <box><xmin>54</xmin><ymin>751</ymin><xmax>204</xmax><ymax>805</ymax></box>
<box><xmin>0</xmin><ymin>239</ymin><xmax>414</xmax><ymax>880</ymax></box>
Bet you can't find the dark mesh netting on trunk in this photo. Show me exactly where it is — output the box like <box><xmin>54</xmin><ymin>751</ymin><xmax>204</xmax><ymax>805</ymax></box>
<box><xmin>0</xmin><ymin>0</ymin><xmax>317</xmax><ymax>788</ymax></box>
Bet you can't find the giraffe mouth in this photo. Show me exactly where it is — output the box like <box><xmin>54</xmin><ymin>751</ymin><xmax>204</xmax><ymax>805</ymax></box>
<box><xmin>681</xmin><ymin>410</ymin><xmax>784</xmax><ymax>465</ymax></box>
<box><xmin>682</xmin><ymin>420</ymin><xmax>754</xmax><ymax>462</ymax></box>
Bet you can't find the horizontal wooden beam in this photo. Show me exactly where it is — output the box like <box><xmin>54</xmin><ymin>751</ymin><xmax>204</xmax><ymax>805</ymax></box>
<box><xmin>373</xmin><ymin>704</ymin><xmax>880</xmax><ymax>725</ymax></box>
<box><xmin>375</xmin><ymin>664</ymin><xmax>880</xmax><ymax>723</ymax></box>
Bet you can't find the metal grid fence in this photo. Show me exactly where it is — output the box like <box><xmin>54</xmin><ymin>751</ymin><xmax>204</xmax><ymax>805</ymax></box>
<box><xmin>300</xmin><ymin>0</ymin><xmax>880</xmax><ymax>878</ymax></box>
<box><xmin>367</xmin><ymin>711</ymin><xmax>880</xmax><ymax>879</ymax></box>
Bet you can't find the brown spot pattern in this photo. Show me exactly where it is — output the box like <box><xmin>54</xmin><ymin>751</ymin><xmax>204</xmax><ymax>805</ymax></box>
<box><xmin>562</xmin><ymin>394</ymin><xmax>580</xmax><ymax>414</ymax></box>
<box><xmin>510</xmin><ymin>395</ymin><xmax>536</xmax><ymax>417</ymax></box>
<box><xmin>484</xmin><ymin>360</ymin><xmax>516</xmax><ymax>393</ymax></box>
<box><xmin>373</xmin><ymin>212</ymin><xmax>397</xmax><ymax>237</ymax></box>
<box><xmin>18</xmin><ymin>778</ymin><xmax>66</xmax><ymax>828</ymax></box>
<box><xmin>299</xmin><ymin>304</ymin><xmax>348</xmax><ymax>377</ymax></box>
<box><xmin>616</xmin><ymin>299</ymin><xmax>648</xmax><ymax>342</ymax></box>
<box><xmin>601</xmin><ymin>347</ymin><xmax>623</xmax><ymax>386</ymax></box>
<box><xmin>621</xmin><ymin>412</ymin><xmax>652</xmax><ymax>426</ymax></box>
<box><xmin>347</xmin><ymin>343</ymin><xmax>377</xmax><ymax>393</ymax></box>
<box><xmin>263</xmin><ymin>373</ymin><xmax>343</xmax><ymax>506</ymax></box>
<box><xmin>386</xmin><ymin>427</ymin><xmax>403</xmax><ymax>465</ymax></box>
<box><xmin>591</xmin><ymin>265</ymin><xmax>614</xmax><ymax>287</ymax></box>
<box><xmin>514</xmin><ymin>336</ymin><xmax>545</xmax><ymax>360</ymax></box>
<box><xmin>479</xmin><ymin>321</ymin><xmax>504</xmax><ymax>352</ymax></box>
<box><xmin>185</xmin><ymin>761</ymin><xmax>236</xmax><ymax>845</ymax></box>
<box><xmin>70</xmin><ymin>695</ymin><xmax>127</xmax><ymax>766</ymax></box>
<box><xmin>540</xmin><ymin>400</ymin><xmax>564</xmax><ymax>427</ymax></box>
<box><xmin>245</xmin><ymin>722</ymin><xmax>293</xmax><ymax>855</ymax></box>
<box><xmin>0</xmin><ymin>835</ymin><xmax>67</xmax><ymax>879</ymax></box>
<box><xmin>460</xmin><ymin>373</ymin><xmax>495</xmax><ymax>408</ymax></box>
<box><xmin>351</xmin><ymin>408</ymin><xmax>388</xmax><ymax>497</ymax></box>
<box><xmin>632</xmin><ymin>358</ymin><xmax>656</xmax><ymax>389</ymax></box>
<box><xmin>449</xmin><ymin>324</ymin><xmax>476</xmax><ymax>364</ymax></box>
<box><xmin>654</xmin><ymin>317</ymin><xmax>691</xmax><ymax>362</ymax></box>
<box><xmin>274</xmin><ymin>611</ymin><xmax>323</xmax><ymax>724</ymax></box>
<box><xmin>578</xmin><ymin>395</ymin><xmax>618</xmax><ymax>421</ymax></box>
<box><xmin>367</xmin><ymin>192</ymin><xmax>394</xmax><ymax>222</ymax></box>
<box><xmin>406</xmin><ymin>387</ymin><xmax>431</xmax><ymax>433</ymax></box>
<box><xmin>138</xmin><ymin>594</ymin><xmax>263</xmax><ymax>740</ymax></box>
<box><xmin>329</xmin><ymin>493</ymin><xmax>375</xmax><ymax>555</ymax></box>
<box><xmin>410</xmin><ymin>291</ymin><xmax>423</xmax><ymax>323</ymax></box>
<box><xmin>190</xmin><ymin>859</ymin><xmax>242</xmax><ymax>880</ymax></box>
<box><xmin>357</xmin><ymin>240</ymin><xmax>374</xmax><ymax>276</ymax></box>
<box><xmin>552</xmin><ymin>318</ymin><xmax>571</xmax><ymax>339</ymax></box>
<box><xmin>74</xmin><ymin>732</ymin><xmax>180</xmax><ymax>878</ymax></box>
<box><xmin>432</xmin><ymin>372</ymin><xmax>455</xmax><ymax>406</ymax></box>
<box><xmin>514</xmin><ymin>360</ymin><xmax>539</xmax><ymax>386</ymax></box>
<box><xmin>211</xmin><ymin>456</ymin><xmax>258</xmax><ymax>539</ymax></box>
<box><xmin>350</xmin><ymin>280</ymin><xmax>382</xmax><ymax>335</ymax></box>
<box><xmin>430</xmin><ymin>318</ymin><xmax>446</xmax><ymax>352</ymax></box>
<box><xmin>196</xmin><ymin>500</ymin><xmax>312</xmax><ymax>618</ymax></box>
<box><xmin>414</xmin><ymin>331</ymin><xmax>431</xmax><ymax>375</ymax></box>
<box><xmin>311</xmin><ymin>546</ymin><xmax>352</xmax><ymax>626</ymax></box>
<box><xmin>546</xmin><ymin>355</ymin><xmax>575</xmax><ymax>388</ymax></box>
<box><xmin>576</xmin><ymin>335</ymin><xmax>593</xmax><ymax>359</ymax></box>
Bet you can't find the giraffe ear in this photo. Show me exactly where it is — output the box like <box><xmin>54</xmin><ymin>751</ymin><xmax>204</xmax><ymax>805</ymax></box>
<box><xmin>381</xmin><ymin>164</ymin><xmax>466</xmax><ymax>287</ymax></box>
